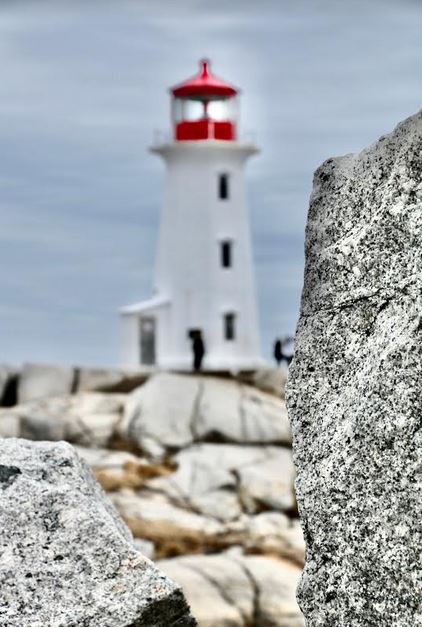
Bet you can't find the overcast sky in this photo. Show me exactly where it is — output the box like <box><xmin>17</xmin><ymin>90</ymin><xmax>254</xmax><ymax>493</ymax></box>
<box><xmin>0</xmin><ymin>0</ymin><xmax>421</xmax><ymax>367</ymax></box>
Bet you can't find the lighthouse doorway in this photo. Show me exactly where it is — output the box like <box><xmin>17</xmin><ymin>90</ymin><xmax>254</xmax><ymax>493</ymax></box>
<box><xmin>139</xmin><ymin>316</ymin><xmax>156</xmax><ymax>365</ymax></box>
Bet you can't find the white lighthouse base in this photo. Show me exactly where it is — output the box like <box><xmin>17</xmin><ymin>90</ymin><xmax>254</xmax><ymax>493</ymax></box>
<box><xmin>120</xmin><ymin>296</ymin><xmax>265</xmax><ymax>372</ymax></box>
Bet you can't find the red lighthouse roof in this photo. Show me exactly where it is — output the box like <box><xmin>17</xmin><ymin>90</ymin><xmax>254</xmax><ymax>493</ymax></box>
<box><xmin>171</xmin><ymin>59</ymin><xmax>238</xmax><ymax>99</ymax></box>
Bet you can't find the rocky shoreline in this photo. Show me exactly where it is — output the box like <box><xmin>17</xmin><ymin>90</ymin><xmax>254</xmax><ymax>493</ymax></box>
<box><xmin>0</xmin><ymin>366</ymin><xmax>304</xmax><ymax>626</ymax></box>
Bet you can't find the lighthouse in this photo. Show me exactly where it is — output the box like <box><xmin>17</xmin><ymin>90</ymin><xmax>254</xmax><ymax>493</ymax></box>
<box><xmin>120</xmin><ymin>60</ymin><xmax>263</xmax><ymax>371</ymax></box>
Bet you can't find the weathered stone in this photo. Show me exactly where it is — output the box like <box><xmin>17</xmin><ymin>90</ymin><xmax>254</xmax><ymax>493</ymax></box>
<box><xmin>74</xmin><ymin>446</ymin><xmax>163</xmax><ymax>491</ymax></box>
<box><xmin>0</xmin><ymin>438</ymin><xmax>195</xmax><ymax>626</ymax></box>
<box><xmin>73</xmin><ymin>391</ymin><xmax>126</xmax><ymax>415</ymax></box>
<box><xmin>3</xmin><ymin>393</ymin><xmax>124</xmax><ymax>448</ymax></box>
<box><xmin>77</xmin><ymin>367</ymin><xmax>149</xmax><ymax>393</ymax></box>
<box><xmin>18</xmin><ymin>362</ymin><xmax>75</xmax><ymax>403</ymax></box>
<box><xmin>66</xmin><ymin>411</ymin><xmax>120</xmax><ymax>448</ymax></box>
<box><xmin>159</xmin><ymin>554</ymin><xmax>304</xmax><ymax>627</ymax></box>
<box><xmin>110</xmin><ymin>487</ymin><xmax>304</xmax><ymax>565</ymax></box>
<box><xmin>244</xmin><ymin>514</ymin><xmax>305</xmax><ymax>567</ymax></box>
<box><xmin>112</xmin><ymin>491</ymin><xmax>224</xmax><ymax>537</ymax></box>
<box><xmin>74</xmin><ymin>445</ymin><xmax>143</xmax><ymax>470</ymax></box>
<box><xmin>121</xmin><ymin>373</ymin><xmax>199</xmax><ymax>450</ymax></box>
<box><xmin>147</xmin><ymin>444</ymin><xmax>239</xmax><ymax>521</ymax></box>
<box><xmin>160</xmin><ymin>555</ymin><xmax>253</xmax><ymax>627</ymax></box>
<box><xmin>236</xmin><ymin>447</ymin><xmax>296</xmax><ymax>514</ymax></box>
<box><xmin>121</xmin><ymin>374</ymin><xmax>291</xmax><ymax>451</ymax></box>
<box><xmin>77</xmin><ymin>367</ymin><xmax>127</xmax><ymax>391</ymax></box>
<box><xmin>134</xmin><ymin>537</ymin><xmax>156</xmax><ymax>560</ymax></box>
<box><xmin>18</xmin><ymin>396</ymin><xmax>69</xmax><ymax>441</ymax></box>
<box><xmin>242</xmin><ymin>556</ymin><xmax>304</xmax><ymax>626</ymax></box>
<box><xmin>147</xmin><ymin>443</ymin><xmax>294</xmax><ymax>519</ymax></box>
<box><xmin>0</xmin><ymin>409</ymin><xmax>20</xmax><ymax>438</ymax></box>
<box><xmin>287</xmin><ymin>112</ymin><xmax>422</xmax><ymax>626</ymax></box>
<box><xmin>240</xmin><ymin>367</ymin><xmax>287</xmax><ymax>398</ymax></box>
<box><xmin>195</xmin><ymin>377</ymin><xmax>291</xmax><ymax>444</ymax></box>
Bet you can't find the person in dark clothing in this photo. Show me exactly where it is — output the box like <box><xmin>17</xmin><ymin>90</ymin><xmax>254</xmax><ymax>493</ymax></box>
<box><xmin>191</xmin><ymin>330</ymin><xmax>205</xmax><ymax>372</ymax></box>
<box><xmin>274</xmin><ymin>338</ymin><xmax>283</xmax><ymax>367</ymax></box>
<box><xmin>273</xmin><ymin>337</ymin><xmax>293</xmax><ymax>367</ymax></box>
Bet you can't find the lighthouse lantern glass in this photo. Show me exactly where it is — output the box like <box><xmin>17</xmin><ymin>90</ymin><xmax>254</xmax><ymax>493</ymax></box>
<box><xmin>208</xmin><ymin>98</ymin><xmax>237</xmax><ymax>121</ymax></box>
<box><xmin>173</xmin><ymin>97</ymin><xmax>237</xmax><ymax>124</ymax></box>
<box><xmin>182</xmin><ymin>99</ymin><xmax>204</xmax><ymax>122</ymax></box>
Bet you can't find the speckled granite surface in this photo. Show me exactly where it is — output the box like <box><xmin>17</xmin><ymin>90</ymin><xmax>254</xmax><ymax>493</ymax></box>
<box><xmin>287</xmin><ymin>111</ymin><xmax>422</xmax><ymax>626</ymax></box>
<box><xmin>0</xmin><ymin>438</ymin><xmax>195</xmax><ymax>626</ymax></box>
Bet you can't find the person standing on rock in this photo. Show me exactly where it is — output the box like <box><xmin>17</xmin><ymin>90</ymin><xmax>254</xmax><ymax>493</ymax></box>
<box><xmin>274</xmin><ymin>338</ymin><xmax>283</xmax><ymax>366</ymax></box>
<box><xmin>274</xmin><ymin>337</ymin><xmax>293</xmax><ymax>367</ymax></box>
<box><xmin>191</xmin><ymin>330</ymin><xmax>205</xmax><ymax>372</ymax></box>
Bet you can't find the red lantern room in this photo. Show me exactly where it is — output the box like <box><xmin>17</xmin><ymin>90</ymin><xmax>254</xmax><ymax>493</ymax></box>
<box><xmin>171</xmin><ymin>59</ymin><xmax>238</xmax><ymax>142</ymax></box>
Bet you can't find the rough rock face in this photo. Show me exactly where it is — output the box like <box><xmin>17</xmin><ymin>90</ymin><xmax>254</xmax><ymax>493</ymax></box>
<box><xmin>0</xmin><ymin>438</ymin><xmax>195</xmax><ymax>626</ymax></box>
<box><xmin>18</xmin><ymin>363</ymin><xmax>75</xmax><ymax>403</ymax></box>
<box><xmin>121</xmin><ymin>373</ymin><xmax>291</xmax><ymax>451</ymax></box>
<box><xmin>0</xmin><ymin>371</ymin><xmax>301</xmax><ymax>625</ymax></box>
<box><xmin>287</xmin><ymin>112</ymin><xmax>422</xmax><ymax>625</ymax></box>
<box><xmin>159</xmin><ymin>554</ymin><xmax>304</xmax><ymax>627</ymax></box>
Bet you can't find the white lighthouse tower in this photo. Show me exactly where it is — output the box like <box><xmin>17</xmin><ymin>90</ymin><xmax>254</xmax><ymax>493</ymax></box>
<box><xmin>120</xmin><ymin>59</ymin><xmax>263</xmax><ymax>371</ymax></box>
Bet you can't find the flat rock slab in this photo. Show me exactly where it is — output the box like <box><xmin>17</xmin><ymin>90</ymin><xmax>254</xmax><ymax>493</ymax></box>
<box><xmin>0</xmin><ymin>438</ymin><xmax>195</xmax><ymax>626</ymax></box>
<box><xmin>287</xmin><ymin>112</ymin><xmax>422</xmax><ymax>625</ymax></box>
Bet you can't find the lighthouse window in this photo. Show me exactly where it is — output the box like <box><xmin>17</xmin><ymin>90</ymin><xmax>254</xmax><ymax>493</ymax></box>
<box><xmin>224</xmin><ymin>313</ymin><xmax>236</xmax><ymax>341</ymax></box>
<box><xmin>221</xmin><ymin>240</ymin><xmax>232</xmax><ymax>268</ymax></box>
<box><xmin>183</xmin><ymin>99</ymin><xmax>204</xmax><ymax>122</ymax></box>
<box><xmin>218</xmin><ymin>173</ymin><xmax>229</xmax><ymax>200</ymax></box>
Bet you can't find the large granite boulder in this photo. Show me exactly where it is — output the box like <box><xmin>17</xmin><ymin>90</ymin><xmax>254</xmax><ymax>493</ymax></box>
<box><xmin>0</xmin><ymin>438</ymin><xmax>195</xmax><ymax>626</ymax></box>
<box><xmin>287</xmin><ymin>112</ymin><xmax>422</xmax><ymax>625</ymax></box>
<box><xmin>120</xmin><ymin>373</ymin><xmax>291</xmax><ymax>451</ymax></box>
<box><xmin>239</xmin><ymin>367</ymin><xmax>287</xmax><ymax>398</ymax></box>
<box><xmin>18</xmin><ymin>362</ymin><xmax>75</xmax><ymax>403</ymax></box>
<box><xmin>16</xmin><ymin>363</ymin><xmax>151</xmax><ymax>404</ymax></box>
<box><xmin>76</xmin><ymin>366</ymin><xmax>149</xmax><ymax>393</ymax></box>
<box><xmin>159</xmin><ymin>554</ymin><xmax>304</xmax><ymax>627</ymax></box>
<box><xmin>1</xmin><ymin>392</ymin><xmax>125</xmax><ymax>448</ymax></box>
<box><xmin>147</xmin><ymin>443</ymin><xmax>296</xmax><ymax>520</ymax></box>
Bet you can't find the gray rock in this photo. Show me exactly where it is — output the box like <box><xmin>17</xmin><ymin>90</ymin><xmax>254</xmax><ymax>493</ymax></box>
<box><xmin>0</xmin><ymin>438</ymin><xmax>195</xmax><ymax>626</ymax></box>
<box><xmin>159</xmin><ymin>554</ymin><xmax>304</xmax><ymax>627</ymax></box>
<box><xmin>111</xmin><ymin>491</ymin><xmax>225</xmax><ymax>537</ymax></box>
<box><xmin>0</xmin><ymin>409</ymin><xmax>20</xmax><ymax>437</ymax></box>
<box><xmin>18</xmin><ymin>362</ymin><xmax>75</xmax><ymax>403</ymax></box>
<box><xmin>236</xmin><ymin>448</ymin><xmax>296</xmax><ymax>514</ymax></box>
<box><xmin>121</xmin><ymin>374</ymin><xmax>291</xmax><ymax>451</ymax></box>
<box><xmin>134</xmin><ymin>538</ymin><xmax>156</xmax><ymax>560</ymax></box>
<box><xmin>147</xmin><ymin>443</ymin><xmax>295</xmax><ymax>519</ymax></box>
<box><xmin>121</xmin><ymin>373</ymin><xmax>199</xmax><ymax>450</ymax></box>
<box><xmin>195</xmin><ymin>378</ymin><xmax>291</xmax><ymax>445</ymax></box>
<box><xmin>77</xmin><ymin>367</ymin><xmax>149</xmax><ymax>393</ymax></box>
<box><xmin>77</xmin><ymin>367</ymin><xmax>127</xmax><ymax>391</ymax></box>
<box><xmin>4</xmin><ymin>392</ymin><xmax>124</xmax><ymax>448</ymax></box>
<box><xmin>240</xmin><ymin>367</ymin><xmax>287</xmax><ymax>398</ymax></box>
<box><xmin>287</xmin><ymin>112</ymin><xmax>422</xmax><ymax>625</ymax></box>
<box><xmin>160</xmin><ymin>555</ymin><xmax>253</xmax><ymax>627</ymax></box>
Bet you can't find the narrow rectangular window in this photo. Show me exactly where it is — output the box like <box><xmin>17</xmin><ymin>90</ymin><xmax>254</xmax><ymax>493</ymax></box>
<box><xmin>221</xmin><ymin>240</ymin><xmax>232</xmax><ymax>268</ymax></box>
<box><xmin>224</xmin><ymin>313</ymin><xmax>236</xmax><ymax>341</ymax></box>
<box><xmin>218</xmin><ymin>173</ymin><xmax>229</xmax><ymax>200</ymax></box>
